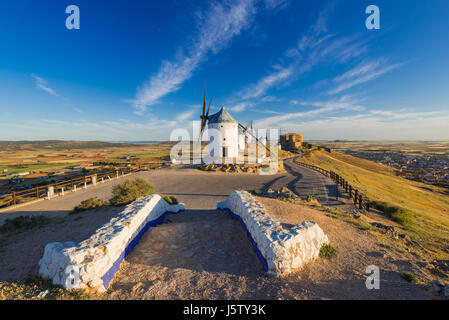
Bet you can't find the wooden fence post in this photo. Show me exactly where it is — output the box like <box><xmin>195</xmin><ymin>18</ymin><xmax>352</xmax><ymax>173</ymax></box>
<box><xmin>12</xmin><ymin>192</ymin><xmax>16</xmax><ymax>205</ymax></box>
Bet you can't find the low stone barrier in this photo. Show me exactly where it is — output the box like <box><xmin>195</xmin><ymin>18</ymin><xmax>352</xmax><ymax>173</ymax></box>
<box><xmin>217</xmin><ymin>191</ymin><xmax>328</xmax><ymax>275</ymax></box>
<box><xmin>38</xmin><ymin>194</ymin><xmax>184</xmax><ymax>292</ymax></box>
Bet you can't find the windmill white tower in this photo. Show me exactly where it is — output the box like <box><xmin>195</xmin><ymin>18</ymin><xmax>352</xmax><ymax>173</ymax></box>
<box><xmin>207</xmin><ymin>107</ymin><xmax>239</xmax><ymax>161</ymax></box>
<box><xmin>198</xmin><ymin>82</ymin><xmax>270</xmax><ymax>164</ymax></box>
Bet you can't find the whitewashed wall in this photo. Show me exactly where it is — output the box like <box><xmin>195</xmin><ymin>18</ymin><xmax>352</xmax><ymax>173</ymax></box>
<box><xmin>208</xmin><ymin>122</ymin><xmax>239</xmax><ymax>160</ymax></box>
<box><xmin>218</xmin><ymin>191</ymin><xmax>329</xmax><ymax>275</ymax></box>
<box><xmin>39</xmin><ymin>194</ymin><xmax>184</xmax><ymax>292</ymax></box>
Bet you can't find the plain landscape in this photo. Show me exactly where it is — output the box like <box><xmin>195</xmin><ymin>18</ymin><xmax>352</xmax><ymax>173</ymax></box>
<box><xmin>0</xmin><ymin>140</ymin><xmax>448</xmax><ymax>300</ymax></box>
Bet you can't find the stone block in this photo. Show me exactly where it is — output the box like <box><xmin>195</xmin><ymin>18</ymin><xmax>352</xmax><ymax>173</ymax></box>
<box><xmin>38</xmin><ymin>194</ymin><xmax>184</xmax><ymax>292</ymax></box>
<box><xmin>218</xmin><ymin>190</ymin><xmax>328</xmax><ymax>275</ymax></box>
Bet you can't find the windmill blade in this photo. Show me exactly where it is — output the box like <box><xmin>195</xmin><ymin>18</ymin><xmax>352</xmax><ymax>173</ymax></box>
<box><xmin>245</xmin><ymin>120</ymin><xmax>254</xmax><ymax>131</ymax></box>
<box><xmin>202</xmin><ymin>81</ymin><xmax>207</xmax><ymax>117</ymax></box>
<box><xmin>206</xmin><ymin>98</ymin><xmax>213</xmax><ymax>118</ymax></box>
<box><xmin>238</xmin><ymin>123</ymin><xmax>270</xmax><ymax>153</ymax></box>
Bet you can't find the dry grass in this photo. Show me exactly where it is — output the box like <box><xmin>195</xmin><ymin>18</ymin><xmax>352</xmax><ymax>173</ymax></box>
<box><xmin>297</xmin><ymin>150</ymin><xmax>449</xmax><ymax>259</ymax></box>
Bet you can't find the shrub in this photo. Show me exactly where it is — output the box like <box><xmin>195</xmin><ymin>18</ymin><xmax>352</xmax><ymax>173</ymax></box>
<box><xmin>306</xmin><ymin>195</ymin><xmax>320</xmax><ymax>206</ymax></box>
<box><xmin>161</xmin><ymin>195</ymin><xmax>178</xmax><ymax>205</ymax></box>
<box><xmin>71</xmin><ymin>197</ymin><xmax>106</xmax><ymax>214</ymax></box>
<box><xmin>247</xmin><ymin>189</ymin><xmax>258</xmax><ymax>196</ymax></box>
<box><xmin>109</xmin><ymin>178</ymin><xmax>155</xmax><ymax>206</ymax></box>
<box><xmin>0</xmin><ymin>215</ymin><xmax>50</xmax><ymax>233</ymax></box>
<box><xmin>401</xmin><ymin>272</ymin><xmax>418</xmax><ymax>284</ymax></box>
<box><xmin>371</xmin><ymin>201</ymin><xmax>413</xmax><ymax>227</ymax></box>
<box><xmin>319</xmin><ymin>243</ymin><xmax>337</xmax><ymax>259</ymax></box>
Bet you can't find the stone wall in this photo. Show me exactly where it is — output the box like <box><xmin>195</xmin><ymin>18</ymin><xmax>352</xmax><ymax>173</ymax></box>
<box><xmin>38</xmin><ymin>194</ymin><xmax>184</xmax><ymax>292</ymax></box>
<box><xmin>217</xmin><ymin>191</ymin><xmax>328</xmax><ymax>275</ymax></box>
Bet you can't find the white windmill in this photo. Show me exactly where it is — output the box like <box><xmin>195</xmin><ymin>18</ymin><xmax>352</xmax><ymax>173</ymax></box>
<box><xmin>198</xmin><ymin>82</ymin><xmax>270</xmax><ymax>164</ymax></box>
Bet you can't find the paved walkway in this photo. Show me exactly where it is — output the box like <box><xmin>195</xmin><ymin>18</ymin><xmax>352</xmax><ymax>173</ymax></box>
<box><xmin>0</xmin><ymin>159</ymin><xmax>340</xmax><ymax>224</ymax></box>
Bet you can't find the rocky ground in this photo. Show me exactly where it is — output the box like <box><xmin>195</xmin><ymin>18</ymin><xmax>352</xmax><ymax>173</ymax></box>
<box><xmin>89</xmin><ymin>197</ymin><xmax>446</xmax><ymax>300</ymax></box>
<box><xmin>0</xmin><ymin>164</ymin><xmax>447</xmax><ymax>300</ymax></box>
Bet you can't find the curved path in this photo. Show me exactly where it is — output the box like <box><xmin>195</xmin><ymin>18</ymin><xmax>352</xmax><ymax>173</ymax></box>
<box><xmin>0</xmin><ymin>158</ymin><xmax>338</xmax><ymax>224</ymax></box>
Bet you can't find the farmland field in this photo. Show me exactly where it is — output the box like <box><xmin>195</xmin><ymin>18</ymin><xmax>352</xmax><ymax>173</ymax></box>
<box><xmin>316</xmin><ymin>141</ymin><xmax>449</xmax><ymax>156</ymax></box>
<box><xmin>0</xmin><ymin>141</ymin><xmax>173</xmax><ymax>193</ymax></box>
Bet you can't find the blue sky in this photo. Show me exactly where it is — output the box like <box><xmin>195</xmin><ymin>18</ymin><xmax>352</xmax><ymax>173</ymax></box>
<box><xmin>0</xmin><ymin>0</ymin><xmax>448</xmax><ymax>141</ymax></box>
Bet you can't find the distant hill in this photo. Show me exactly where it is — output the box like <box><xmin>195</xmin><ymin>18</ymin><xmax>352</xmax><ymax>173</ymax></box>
<box><xmin>0</xmin><ymin>140</ymin><xmax>141</xmax><ymax>151</ymax></box>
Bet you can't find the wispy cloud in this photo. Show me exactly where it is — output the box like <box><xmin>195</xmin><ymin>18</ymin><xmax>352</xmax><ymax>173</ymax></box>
<box><xmin>239</xmin><ymin>65</ymin><xmax>294</xmax><ymax>100</ymax></box>
<box><xmin>263</xmin><ymin>0</ymin><xmax>289</xmax><ymax>10</ymax></box>
<box><xmin>132</xmin><ymin>0</ymin><xmax>259</xmax><ymax>114</ymax></box>
<box><xmin>328</xmin><ymin>59</ymin><xmax>405</xmax><ymax>95</ymax></box>
<box><xmin>271</xmin><ymin>109</ymin><xmax>449</xmax><ymax>140</ymax></box>
<box><xmin>32</xmin><ymin>74</ymin><xmax>58</xmax><ymax>97</ymax></box>
<box><xmin>255</xmin><ymin>97</ymin><xmax>365</xmax><ymax>128</ymax></box>
<box><xmin>234</xmin><ymin>4</ymin><xmax>368</xmax><ymax>104</ymax></box>
<box><xmin>229</xmin><ymin>101</ymin><xmax>255</xmax><ymax>112</ymax></box>
<box><xmin>175</xmin><ymin>108</ymin><xmax>197</xmax><ymax>122</ymax></box>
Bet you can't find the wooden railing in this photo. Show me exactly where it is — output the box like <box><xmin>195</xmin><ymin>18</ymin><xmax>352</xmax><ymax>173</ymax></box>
<box><xmin>295</xmin><ymin>161</ymin><xmax>371</xmax><ymax>212</ymax></box>
<box><xmin>0</xmin><ymin>165</ymin><xmax>153</xmax><ymax>210</ymax></box>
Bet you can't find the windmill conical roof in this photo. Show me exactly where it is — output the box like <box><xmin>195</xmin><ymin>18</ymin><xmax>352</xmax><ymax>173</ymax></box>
<box><xmin>208</xmin><ymin>107</ymin><xmax>238</xmax><ymax>124</ymax></box>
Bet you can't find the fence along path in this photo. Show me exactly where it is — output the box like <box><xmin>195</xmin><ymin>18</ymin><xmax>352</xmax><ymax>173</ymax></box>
<box><xmin>295</xmin><ymin>161</ymin><xmax>371</xmax><ymax>212</ymax></box>
<box><xmin>0</xmin><ymin>164</ymin><xmax>167</xmax><ymax>211</ymax></box>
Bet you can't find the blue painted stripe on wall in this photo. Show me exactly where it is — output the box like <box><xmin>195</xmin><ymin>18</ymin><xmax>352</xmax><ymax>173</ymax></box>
<box><xmin>101</xmin><ymin>210</ymin><xmax>183</xmax><ymax>289</ymax></box>
<box><xmin>218</xmin><ymin>208</ymin><xmax>269</xmax><ymax>272</ymax></box>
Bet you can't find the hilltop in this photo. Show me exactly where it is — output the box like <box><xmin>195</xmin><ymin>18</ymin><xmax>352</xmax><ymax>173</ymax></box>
<box><xmin>298</xmin><ymin>149</ymin><xmax>449</xmax><ymax>260</ymax></box>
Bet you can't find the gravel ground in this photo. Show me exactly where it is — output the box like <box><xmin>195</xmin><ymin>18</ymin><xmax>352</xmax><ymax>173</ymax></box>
<box><xmin>0</xmin><ymin>162</ymin><xmax>337</xmax><ymax>225</ymax></box>
<box><xmin>0</xmin><ymin>164</ymin><xmax>445</xmax><ymax>299</ymax></box>
<box><xmin>0</xmin><ymin>206</ymin><xmax>124</xmax><ymax>282</ymax></box>
<box><xmin>95</xmin><ymin>199</ymin><xmax>444</xmax><ymax>300</ymax></box>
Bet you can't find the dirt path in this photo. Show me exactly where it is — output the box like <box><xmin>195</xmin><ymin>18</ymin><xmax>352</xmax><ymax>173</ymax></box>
<box><xmin>103</xmin><ymin>210</ymin><xmax>278</xmax><ymax>300</ymax></box>
<box><xmin>0</xmin><ymin>206</ymin><xmax>124</xmax><ymax>282</ymax></box>
<box><xmin>97</xmin><ymin>199</ymin><xmax>444</xmax><ymax>300</ymax></box>
<box><xmin>0</xmin><ymin>162</ymin><xmax>339</xmax><ymax>224</ymax></box>
<box><xmin>3</xmin><ymin>161</ymin><xmax>443</xmax><ymax>299</ymax></box>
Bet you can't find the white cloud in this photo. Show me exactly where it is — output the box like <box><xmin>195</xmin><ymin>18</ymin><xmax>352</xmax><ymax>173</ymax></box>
<box><xmin>239</xmin><ymin>65</ymin><xmax>294</xmax><ymax>100</ymax></box>
<box><xmin>255</xmin><ymin>98</ymin><xmax>366</xmax><ymax>128</ymax></box>
<box><xmin>132</xmin><ymin>0</ymin><xmax>258</xmax><ymax>114</ymax></box>
<box><xmin>235</xmin><ymin>6</ymin><xmax>368</xmax><ymax>103</ymax></box>
<box><xmin>276</xmin><ymin>109</ymin><xmax>449</xmax><ymax>141</ymax></box>
<box><xmin>176</xmin><ymin>108</ymin><xmax>197</xmax><ymax>122</ymax></box>
<box><xmin>263</xmin><ymin>0</ymin><xmax>289</xmax><ymax>10</ymax></box>
<box><xmin>229</xmin><ymin>101</ymin><xmax>255</xmax><ymax>112</ymax></box>
<box><xmin>329</xmin><ymin>59</ymin><xmax>405</xmax><ymax>95</ymax></box>
<box><xmin>32</xmin><ymin>74</ymin><xmax>58</xmax><ymax>97</ymax></box>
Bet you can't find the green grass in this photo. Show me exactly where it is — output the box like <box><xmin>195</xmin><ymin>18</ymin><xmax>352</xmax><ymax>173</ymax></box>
<box><xmin>71</xmin><ymin>197</ymin><xmax>107</xmax><ymax>214</ymax></box>
<box><xmin>371</xmin><ymin>201</ymin><xmax>414</xmax><ymax>228</ymax></box>
<box><xmin>297</xmin><ymin>150</ymin><xmax>449</xmax><ymax>259</ymax></box>
<box><xmin>109</xmin><ymin>178</ymin><xmax>155</xmax><ymax>206</ymax></box>
<box><xmin>401</xmin><ymin>272</ymin><xmax>419</xmax><ymax>284</ymax></box>
<box><xmin>247</xmin><ymin>189</ymin><xmax>259</xmax><ymax>196</ymax></box>
<box><xmin>0</xmin><ymin>163</ymin><xmax>69</xmax><ymax>175</ymax></box>
<box><xmin>0</xmin><ymin>215</ymin><xmax>51</xmax><ymax>233</ymax></box>
<box><xmin>0</xmin><ymin>275</ymin><xmax>91</xmax><ymax>300</ymax></box>
<box><xmin>0</xmin><ymin>216</ymin><xmax>52</xmax><ymax>250</ymax></box>
<box><xmin>160</xmin><ymin>195</ymin><xmax>179</xmax><ymax>205</ymax></box>
<box><xmin>319</xmin><ymin>243</ymin><xmax>337</xmax><ymax>259</ymax></box>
